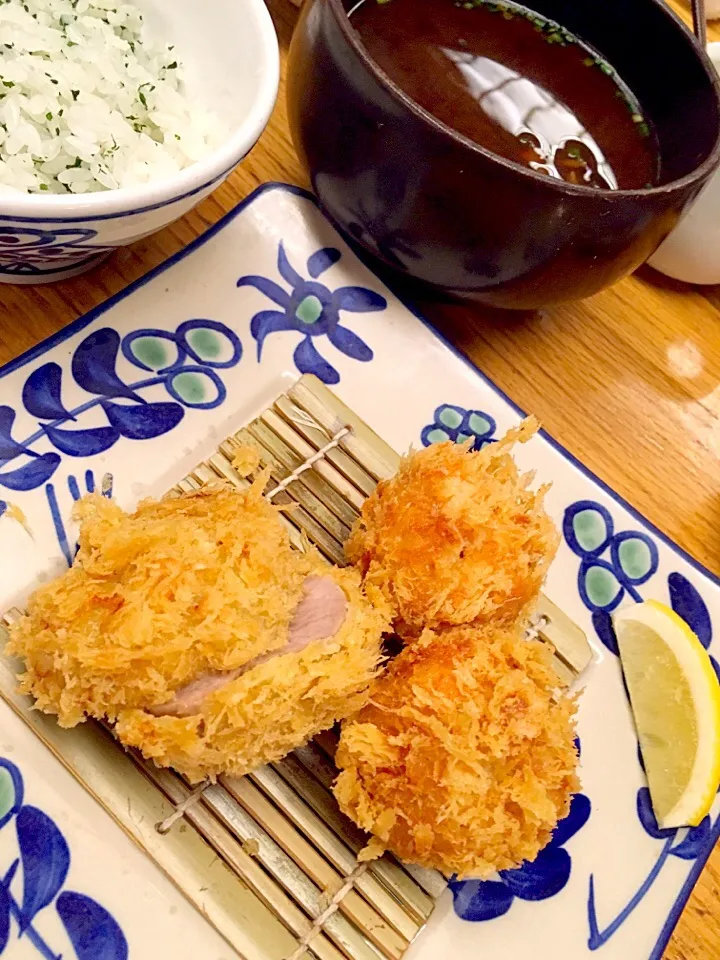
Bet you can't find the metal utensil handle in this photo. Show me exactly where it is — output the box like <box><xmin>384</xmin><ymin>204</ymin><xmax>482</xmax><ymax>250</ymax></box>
<box><xmin>693</xmin><ymin>0</ymin><xmax>708</xmax><ymax>49</ymax></box>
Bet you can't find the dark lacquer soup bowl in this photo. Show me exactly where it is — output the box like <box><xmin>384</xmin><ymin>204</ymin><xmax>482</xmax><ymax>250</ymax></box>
<box><xmin>287</xmin><ymin>0</ymin><xmax>720</xmax><ymax>308</ymax></box>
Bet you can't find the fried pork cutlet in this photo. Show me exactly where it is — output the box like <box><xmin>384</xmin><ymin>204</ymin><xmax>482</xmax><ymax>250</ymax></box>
<box><xmin>334</xmin><ymin>625</ymin><xmax>579</xmax><ymax>879</ymax></box>
<box><xmin>345</xmin><ymin>418</ymin><xmax>558</xmax><ymax>635</ymax></box>
<box><xmin>9</xmin><ymin>481</ymin><xmax>390</xmax><ymax>782</ymax></box>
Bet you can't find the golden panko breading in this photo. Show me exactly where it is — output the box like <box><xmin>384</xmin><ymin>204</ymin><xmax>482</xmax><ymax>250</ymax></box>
<box><xmin>116</xmin><ymin>566</ymin><xmax>386</xmax><ymax>782</ymax></box>
<box><xmin>345</xmin><ymin>418</ymin><xmax>559</xmax><ymax>634</ymax></box>
<box><xmin>9</xmin><ymin>482</ymin><xmax>390</xmax><ymax>781</ymax></box>
<box><xmin>334</xmin><ymin>625</ymin><xmax>579</xmax><ymax>878</ymax></box>
<box><xmin>10</xmin><ymin>481</ymin><xmax>312</xmax><ymax>725</ymax></box>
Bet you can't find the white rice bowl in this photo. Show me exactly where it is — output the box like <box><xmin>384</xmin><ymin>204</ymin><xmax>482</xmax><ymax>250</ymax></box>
<box><xmin>0</xmin><ymin>0</ymin><xmax>228</xmax><ymax>195</ymax></box>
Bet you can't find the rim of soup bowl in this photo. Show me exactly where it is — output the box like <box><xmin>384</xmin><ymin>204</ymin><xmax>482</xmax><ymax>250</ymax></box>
<box><xmin>0</xmin><ymin>0</ymin><xmax>279</xmax><ymax>223</ymax></box>
<box><xmin>333</xmin><ymin>0</ymin><xmax>720</xmax><ymax>199</ymax></box>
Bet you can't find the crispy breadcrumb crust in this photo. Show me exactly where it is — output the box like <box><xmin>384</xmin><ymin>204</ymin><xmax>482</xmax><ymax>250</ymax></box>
<box><xmin>10</xmin><ymin>480</ymin><xmax>312</xmax><ymax>725</ymax></box>
<box><xmin>117</xmin><ymin>569</ymin><xmax>389</xmax><ymax>782</ymax></box>
<box><xmin>9</xmin><ymin>482</ymin><xmax>391</xmax><ymax>780</ymax></box>
<box><xmin>334</xmin><ymin>625</ymin><xmax>579</xmax><ymax>879</ymax></box>
<box><xmin>345</xmin><ymin>419</ymin><xmax>559</xmax><ymax>634</ymax></box>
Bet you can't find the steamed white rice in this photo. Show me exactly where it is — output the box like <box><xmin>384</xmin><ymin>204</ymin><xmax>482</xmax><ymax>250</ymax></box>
<box><xmin>0</xmin><ymin>0</ymin><xmax>227</xmax><ymax>195</ymax></box>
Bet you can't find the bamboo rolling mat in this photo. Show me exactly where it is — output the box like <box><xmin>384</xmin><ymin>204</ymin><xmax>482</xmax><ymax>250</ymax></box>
<box><xmin>0</xmin><ymin>373</ymin><xmax>591</xmax><ymax>960</ymax></box>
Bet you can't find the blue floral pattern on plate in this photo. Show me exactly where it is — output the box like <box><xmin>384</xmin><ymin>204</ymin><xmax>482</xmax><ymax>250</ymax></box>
<box><xmin>564</xmin><ymin>500</ymin><xmax>718</xmax><ymax>675</ymax></box>
<box><xmin>451</xmin><ymin>499</ymin><xmax>718</xmax><ymax>938</ymax></box>
<box><xmin>450</xmin><ymin>791</ymin><xmax>591</xmax><ymax>922</ymax></box>
<box><xmin>44</xmin><ymin>469</ymin><xmax>113</xmax><ymax>567</ymax></box>
<box><xmin>238</xmin><ymin>242</ymin><xmax>384</xmax><ymax>385</ymax></box>
<box><xmin>421</xmin><ymin>404</ymin><xmax>497</xmax><ymax>451</ymax></box>
<box><xmin>0</xmin><ymin>318</ymin><xmax>242</xmax><ymax>503</ymax></box>
<box><xmin>0</xmin><ymin>758</ymin><xmax>127</xmax><ymax>959</ymax></box>
<box><xmin>586</xmin><ymin>787</ymin><xmax>715</xmax><ymax>951</ymax></box>
<box><xmin>563</xmin><ymin>499</ymin><xmax>659</xmax><ymax>628</ymax></box>
<box><xmin>563</xmin><ymin>499</ymin><xmax>718</xmax><ymax>950</ymax></box>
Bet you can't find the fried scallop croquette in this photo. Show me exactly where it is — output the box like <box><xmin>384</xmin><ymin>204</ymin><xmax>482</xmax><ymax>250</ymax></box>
<box><xmin>334</xmin><ymin>624</ymin><xmax>579</xmax><ymax>878</ymax></box>
<box><xmin>345</xmin><ymin>418</ymin><xmax>559</xmax><ymax>634</ymax></box>
<box><xmin>9</xmin><ymin>480</ymin><xmax>390</xmax><ymax>782</ymax></box>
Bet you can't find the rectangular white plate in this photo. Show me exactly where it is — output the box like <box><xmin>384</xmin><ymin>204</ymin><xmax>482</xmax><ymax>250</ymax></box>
<box><xmin>0</xmin><ymin>183</ymin><xmax>717</xmax><ymax>960</ymax></box>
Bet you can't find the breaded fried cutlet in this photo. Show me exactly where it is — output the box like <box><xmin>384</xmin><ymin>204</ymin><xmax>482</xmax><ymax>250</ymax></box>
<box><xmin>334</xmin><ymin>624</ymin><xmax>579</xmax><ymax>878</ymax></box>
<box><xmin>9</xmin><ymin>480</ymin><xmax>391</xmax><ymax>782</ymax></box>
<box><xmin>345</xmin><ymin>418</ymin><xmax>558</xmax><ymax>635</ymax></box>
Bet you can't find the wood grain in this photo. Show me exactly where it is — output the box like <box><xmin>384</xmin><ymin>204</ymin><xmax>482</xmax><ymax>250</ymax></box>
<box><xmin>0</xmin><ymin>1</ymin><xmax>718</xmax><ymax>957</ymax></box>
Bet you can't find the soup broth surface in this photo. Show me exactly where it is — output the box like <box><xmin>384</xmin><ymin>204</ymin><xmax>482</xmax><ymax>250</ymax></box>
<box><xmin>350</xmin><ymin>0</ymin><xmax>660</xmax><ymax>190</ymax></box>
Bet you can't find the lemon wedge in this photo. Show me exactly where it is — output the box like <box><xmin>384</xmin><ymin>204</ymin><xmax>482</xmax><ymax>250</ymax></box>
<box><xmin>614</xmin><ymin>599</ymin><xmax>720</xmax><ymax>829</ymax></box>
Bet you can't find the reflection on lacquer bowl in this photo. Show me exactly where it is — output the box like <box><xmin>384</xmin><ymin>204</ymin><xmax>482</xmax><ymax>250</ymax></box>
<box><xmin>0</xmin><ymin>0</ymin><xmax>279</xmax><ymax>285</ymax></box>
<box><xmin>288</xmin><ymin>0</ymin><xmax>720</xmax><ymax>309</ymax></box>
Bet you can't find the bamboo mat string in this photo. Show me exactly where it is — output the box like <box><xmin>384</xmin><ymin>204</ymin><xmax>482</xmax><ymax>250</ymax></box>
<box><xmin>285</xmin><ymin>862</ymin><xmax>370</xmax><ymax>960</ymax></box>
<box><xmin>156</xmin><ymin>781</ymin><xmax>210</xmax><ymax>834</ymax></box>
<box><xmin>265</xmin><ymin>424</ymin><xmax>352</xmax><ymax>501</ymax></box>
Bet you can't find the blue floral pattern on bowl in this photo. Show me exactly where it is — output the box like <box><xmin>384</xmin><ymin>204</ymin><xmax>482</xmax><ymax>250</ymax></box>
<box><xmin>421</xmin><ymin>404</ymin><xmax>496</xmax><ymax>451</ymax></box>
<box><xmin>0</xmin><ymin>758</ymin><xmax>127</xmax><ymax>959</ymax></box>
<box><xmin>238</xmin><ymin>242</ymin><xmax>385</xmax><ymax>385</ymax></box>
<box><xmin>0</xmin><ymin>226</ymin><xmax>115</xmax><ymax>278</ymax></box>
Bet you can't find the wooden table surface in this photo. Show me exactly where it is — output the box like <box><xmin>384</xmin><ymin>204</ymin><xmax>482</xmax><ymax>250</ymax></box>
<box><xmin>1</xmin><ymin>0</ymin><xmax>718</xmax><ymax>956</ymax></box>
